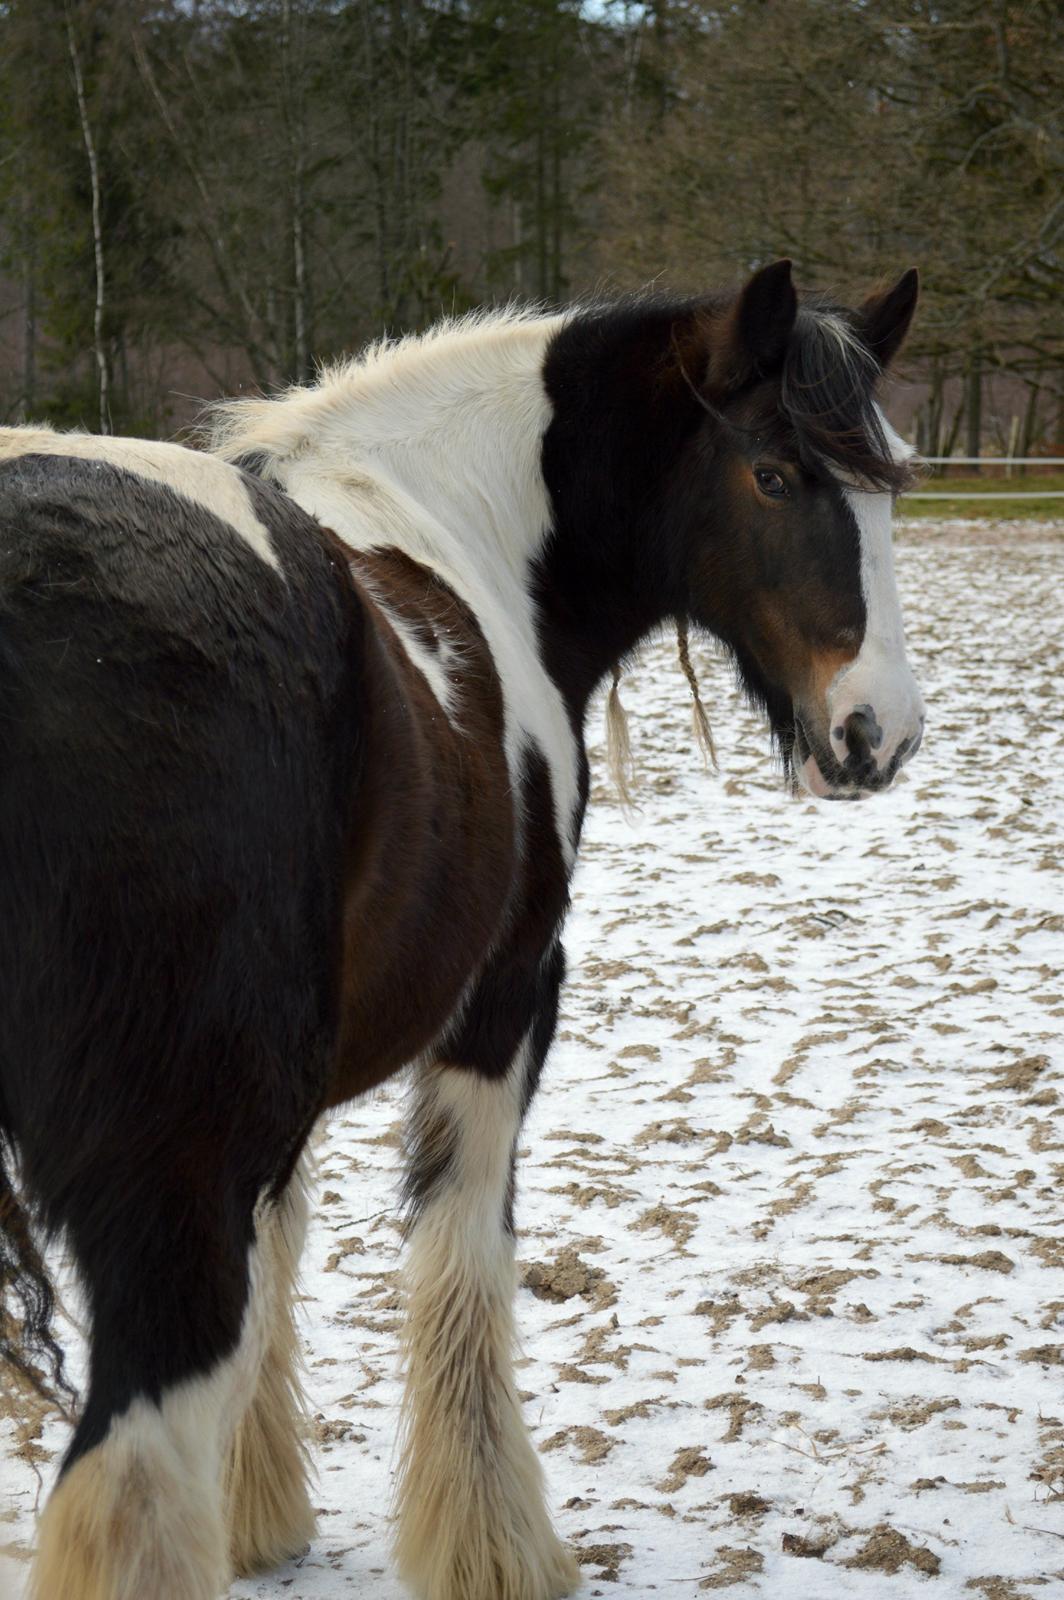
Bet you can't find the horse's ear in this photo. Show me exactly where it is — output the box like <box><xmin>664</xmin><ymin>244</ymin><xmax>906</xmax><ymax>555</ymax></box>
<box><xmin>736</xmin><ymin>258</ymin><xmax>798</xmax><ymax>373</ymax></box>
<box><xmin>859</xmin><ymin>268</ymin><xmax>919</xmax><ymax>371</ymax></box>
<box><xmin>704</xmin><ymin>258</ymin><xmax>797</xmax><ymax>392</ymax></box>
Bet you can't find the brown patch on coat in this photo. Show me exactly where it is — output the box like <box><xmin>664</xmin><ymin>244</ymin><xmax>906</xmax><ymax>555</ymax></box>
<box><xmin>322</xmin><ymin>545</ymin><xmax>514</xmax><ymax>1107</ymax></box>
<box><xmin>748</xmin><ymin>590</ymin><xmax>857</xmax><ymax>710</ymax></box>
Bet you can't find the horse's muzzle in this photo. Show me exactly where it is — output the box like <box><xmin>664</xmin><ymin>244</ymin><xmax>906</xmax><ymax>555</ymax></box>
<box><xmin>794</xmin><ymin>709</ymin><xmax>924</xmax><ymax>800</ymax></box>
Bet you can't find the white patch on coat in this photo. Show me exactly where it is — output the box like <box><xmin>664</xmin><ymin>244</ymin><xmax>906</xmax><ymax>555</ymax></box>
<box><xmin>30</xmin><ymin>1231</ymin><xmax>272</xmax><ymax>1600</ymax></box>
<box><xmin>395</xmin><ymin>1048</ymin><xmax>579</xmax><ymax>1600</ymax></box>
<box><xmin>830</xmin><ymin>415</ymin><xmax>924</xmax><ymax>771</ymax></box>
<box><xmin>209</xmin><ymin>312</ymin><xmax>581</xmax><ymax>860</ymax></box>
<box><xmin>0</xmin><ymin>425</ymin><xmax>281</xmax><ymax>573</ymax></box>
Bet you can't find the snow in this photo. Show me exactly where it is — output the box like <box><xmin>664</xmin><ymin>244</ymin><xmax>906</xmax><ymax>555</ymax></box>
<box><xmin>3</xmin><ymin>521</ymin><xmax>1063</xmax><ymax>1599</ymax></box>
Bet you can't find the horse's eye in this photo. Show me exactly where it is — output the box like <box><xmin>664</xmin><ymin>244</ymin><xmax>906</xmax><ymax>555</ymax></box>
<box><xmin>755</xmin><ymin>468</ymin><xmax>787</xmax><ymax>498</ymax></box>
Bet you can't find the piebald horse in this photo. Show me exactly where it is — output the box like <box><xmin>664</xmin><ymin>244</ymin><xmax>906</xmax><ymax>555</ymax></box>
<box><xmin>0</xmin><ymin>261</ymin><xmax>924</xmax><ymax>1600</ymax></box>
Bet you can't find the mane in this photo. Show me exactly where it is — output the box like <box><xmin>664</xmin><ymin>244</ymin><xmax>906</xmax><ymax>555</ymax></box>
<box><xmin>204</xmin><ymin>290</ymin><xmax>915</xmax><ymax>498</ymax></box>
<box><xmin>782</xmin><ymin>298</ymin><xmax>918</xmax><ymax>493</ymax></box>
<box><xmin>205</xmin><ymin>305</ymin><xmax>558</xmax><ymax>475</ymax></box>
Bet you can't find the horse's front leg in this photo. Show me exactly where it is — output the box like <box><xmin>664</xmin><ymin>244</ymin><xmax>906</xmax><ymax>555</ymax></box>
<box><xmin>395</xmin><ymin>997</ymin><xmax>579</xmax><ymax>1600</ymax></box>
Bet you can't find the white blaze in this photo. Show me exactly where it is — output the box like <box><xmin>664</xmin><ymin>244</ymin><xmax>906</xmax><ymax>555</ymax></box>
<box><xmin>829</xmin><ymin>419</ymin><xmax>924</xmax><ymax>773</ymax></box>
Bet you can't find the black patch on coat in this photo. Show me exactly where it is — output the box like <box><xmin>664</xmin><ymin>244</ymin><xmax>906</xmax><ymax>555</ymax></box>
<box><xmin>0</xmin><ymin>453</ymin><xmax>363</xmax><ymax>1469</ymax></box>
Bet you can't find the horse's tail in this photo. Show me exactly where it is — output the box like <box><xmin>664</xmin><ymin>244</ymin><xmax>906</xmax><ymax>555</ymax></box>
<box><xmin>0</xmin><ymin>1139</ymin><xmax>75</xmax><ymax>1414</ymax></box>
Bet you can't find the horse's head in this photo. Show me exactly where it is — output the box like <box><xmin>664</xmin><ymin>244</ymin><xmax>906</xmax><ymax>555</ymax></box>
<box><xmin>678</xmin><ymin>260</ymin><xmax>924</xmax><ymax>798</ymax></box>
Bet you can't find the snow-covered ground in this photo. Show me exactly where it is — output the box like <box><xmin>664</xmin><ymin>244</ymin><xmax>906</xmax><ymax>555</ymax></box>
<box><xmin>3</xmin><ymin>520</ymin><xmax>1063</xmax><ymax>1600</ymax></box>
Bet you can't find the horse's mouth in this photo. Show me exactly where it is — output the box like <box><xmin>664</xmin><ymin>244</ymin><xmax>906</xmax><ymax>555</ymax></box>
<box><xmin>793</xmin><ymin>716</ymin><xmax>900</xmax><ymax>800</ymax></box>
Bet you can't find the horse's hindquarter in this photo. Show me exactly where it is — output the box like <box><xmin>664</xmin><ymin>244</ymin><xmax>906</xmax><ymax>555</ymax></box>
<box><xmin>0</xmin><ymin>444</ymin><xmax>362</xmax><ymax>1152</ymax></box>
<box><xmin>325</xmin><ymin>546</ymin><xmax>520</xmax><ymax>1106</ymax></box>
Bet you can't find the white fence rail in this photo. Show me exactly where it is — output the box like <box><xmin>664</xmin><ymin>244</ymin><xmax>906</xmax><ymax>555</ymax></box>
<box><xmin>905</xmin><ymin>456</ymin><xmax>1064</xmax><ymax>501</ymax></box>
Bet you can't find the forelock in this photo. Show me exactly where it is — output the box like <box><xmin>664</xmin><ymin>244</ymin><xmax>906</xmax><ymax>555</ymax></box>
<box><xmin>780</xmin><ymin>301</ymin><xmax>919</xmax><ymax>493</ymax></box>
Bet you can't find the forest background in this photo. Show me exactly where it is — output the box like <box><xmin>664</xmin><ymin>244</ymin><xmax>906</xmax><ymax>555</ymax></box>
<box><xmin>0</xmin><ymin>0</ymin><xmax>1060</xmax><ymax>457</ymax></box>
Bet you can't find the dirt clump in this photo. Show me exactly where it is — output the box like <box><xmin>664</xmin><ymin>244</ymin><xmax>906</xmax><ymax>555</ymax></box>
<box><xmin>936</xmin><ymin>1250</ymin><xmax>1015</xmax><ymax>1274</ymax></box>
<box><xmin>698</xmin><ymin>1546</ymin><xmax>764</xmax><ymax>1589</ymax></box>
<box><xmin>863</xmin><ymin>1346</ymin><xmax>938</xmax><ymax>1363</ymax></box>
<box><xmin>843</xmin><ymin>1523</ymin><xmax>941</xmax><ymax>1576</ymax></box>
<box><xmin>1018</xmin><ymin>1344</ymin><xmax>1063</xmax><ymax>1365</ymax></box>
<box><xmin>520</xmin><ymin>1247</ymin><xmax>616</xmax><ymax>1308</ymax></box>
<box><xmin>966</xmin><ymin>1580</ymin><xmax>1051</xmax><ymax>1599</ymax></box>
<box><xmin>634</xmin><ymin>1117</ymin><xmax>698</xmax><ymax>1146</ymax></box>
<box><xmin>876</xmin><ymin>1396</ymin><xmax>960</xmax><ymax>1430</ymax></box>
<box><xmin>782</xmin><ymin>1530</ymin><xmax>833</xmax><ymax>1558</ymax></box>
<box><xmin>658</xmin><ymin>1445</ymin><xmax>713</xmax><ymax>1491</ymax></box>
<box><xmin>555</xmin><ymin>1362</ymin><xmax>609</xmax><ymax>1386</ymax></box>
<box><xmin>989</xmin><ymin>1056</ymin><xmax>1048</xmax><ymax>1093</ymax></box>
<box><xmin>749</xmin><ymin>1299</ymin><xmax>805</xmax><ymax>1331</ymax></box>
<box><xmin>574</xmin><ymin>1541</ymin><xmax>633</xmax><ymax>1580</ymax></box>
<box><xmin>631</xmin><ymin>1202</ymin><xmax>696</xmax><ymax>1249</ymax></box>
<box><xmin>540</xmin><ymin>1425</ymin><xmax>615</xmax><ymax>1464</ymax></box>
<box><xmin>693</xmin><ymin>1296</ymin><xmax>743</xmax><ymax>1335</ymax></box>
<box><xmin>704</xmin><ymin>1392</ymin><xmax>763</xmax><ymax>1442</ymax></box>
<box><xmin>603</xmin><ymin>1397</ymin><xmax>668</xmax><ymax>1425</ymax></box>
<box><xmin>726</xmin><ymin>1492</ymin><xmax>770</xmax><ymax>1517</ymax></box>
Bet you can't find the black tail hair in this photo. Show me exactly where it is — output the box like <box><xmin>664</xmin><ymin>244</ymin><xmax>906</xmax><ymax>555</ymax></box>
<box><xmin>0</xmin><ymin>1138</ymin><xmax>76</xmax><ymax>1416</ymax></box>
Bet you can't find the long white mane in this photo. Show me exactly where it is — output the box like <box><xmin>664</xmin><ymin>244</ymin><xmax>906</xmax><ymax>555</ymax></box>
<box><xmin>208</xmin><ymin>307</ymin><xmax>561</xmax><ymax>482</ymax></box>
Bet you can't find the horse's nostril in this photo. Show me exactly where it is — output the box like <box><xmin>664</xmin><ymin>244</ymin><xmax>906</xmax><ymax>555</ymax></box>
<box><xmin>850</xmin><ymin>703</ymin><xmax>883</xmax><ymax>749</ymax></box>
<box><xmin>843</xmin><ymin>707</ymin><xmax>879</xmax><ymax>767</ymax></box>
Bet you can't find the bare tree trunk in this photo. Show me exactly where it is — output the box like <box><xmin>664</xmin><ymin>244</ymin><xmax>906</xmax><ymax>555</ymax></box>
<box><xmin>67</xmin><ymin>7</ymin><xmax>109</xmax><ymax>433</ymax></box>
<box><xmin>282</xmin><ymin>0</ymin><xmax>310</xmax><ymax>381</ymax></box>
<box><xmin>292</xmin><ymin>161</ymin><xmax>308</xmax><ymax>377</ymax></box>
<box><xmin>512</xmin><ymin>198</ymin><xmax>523</xmax><ymax>295</ymax></box>
<box><xmin>395</xmin><ymin>0</ymin><xmax>412</xmax><ymax>327</ymax></box>
<box><xmin>550</xmin><ymin>32</ymin><xmax>562</xmax><ymax>302</ymax></box>
<box><xmin>19</xmin><ymin>196</ymin><xmax>36</xmax><ymax>422</ymax></box>
<box><xmin>943</xmin><ymin>395</ymin><xmax>965</xmax><ymax>459</ymax></box>
<box><xmin>1018</xmin><ymin>379</ymin><xmax>1040</xmax><ymax>475</ymax></box>
<box><xmin>535</xmin><ymin>43</ymin><xmax>547</xmax><ymax>299</ymax></box>
<box><xmin>926</xmin><ymin>358</ymin><xmax>943</xmax><ymax>456</ymax></box>
<box><xmin>965</xmin><ymin>350</ymin><xmax>982</xmax><ymax>470</ymax></box>
<box><xmin>359</xmin><ymin>3</ymin><xmax>391</xmax><ymax>324</ymax></box>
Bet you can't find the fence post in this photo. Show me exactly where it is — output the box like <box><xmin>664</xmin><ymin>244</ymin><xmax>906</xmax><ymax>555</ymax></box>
<box><xmin>1005</xmin><ymin>415</ymin><xmax>1020</xmax><ymax>479</ymax></box>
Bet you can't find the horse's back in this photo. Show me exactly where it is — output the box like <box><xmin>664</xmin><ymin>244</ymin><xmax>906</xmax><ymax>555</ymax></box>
<box><xmin>0</xmin><ymin>432</ymin><xmax>362</xmax><ymax>1213</ymax></box>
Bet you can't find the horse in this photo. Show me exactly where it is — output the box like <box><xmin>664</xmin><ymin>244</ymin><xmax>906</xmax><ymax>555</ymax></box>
<box><xmin>0</xmin><ymin>259</ymin><xmax>924</xmax><ymax>1600</ymax></box>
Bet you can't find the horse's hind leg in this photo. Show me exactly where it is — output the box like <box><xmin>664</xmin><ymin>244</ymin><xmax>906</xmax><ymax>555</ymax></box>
<box><xmin>395</xmin><ymin>1035</ymin><xmax>579</xmax><ymax>1600</ymax></box>
<box><xmin>29</xmin><ymin>1175</ymin><xmax>270</xmax><ymax>1600</ymax></box>
<box><xmin>225</xmin><ymin>1153</ymin><xmax>316</xmax><ymax>1576</ymax></box>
